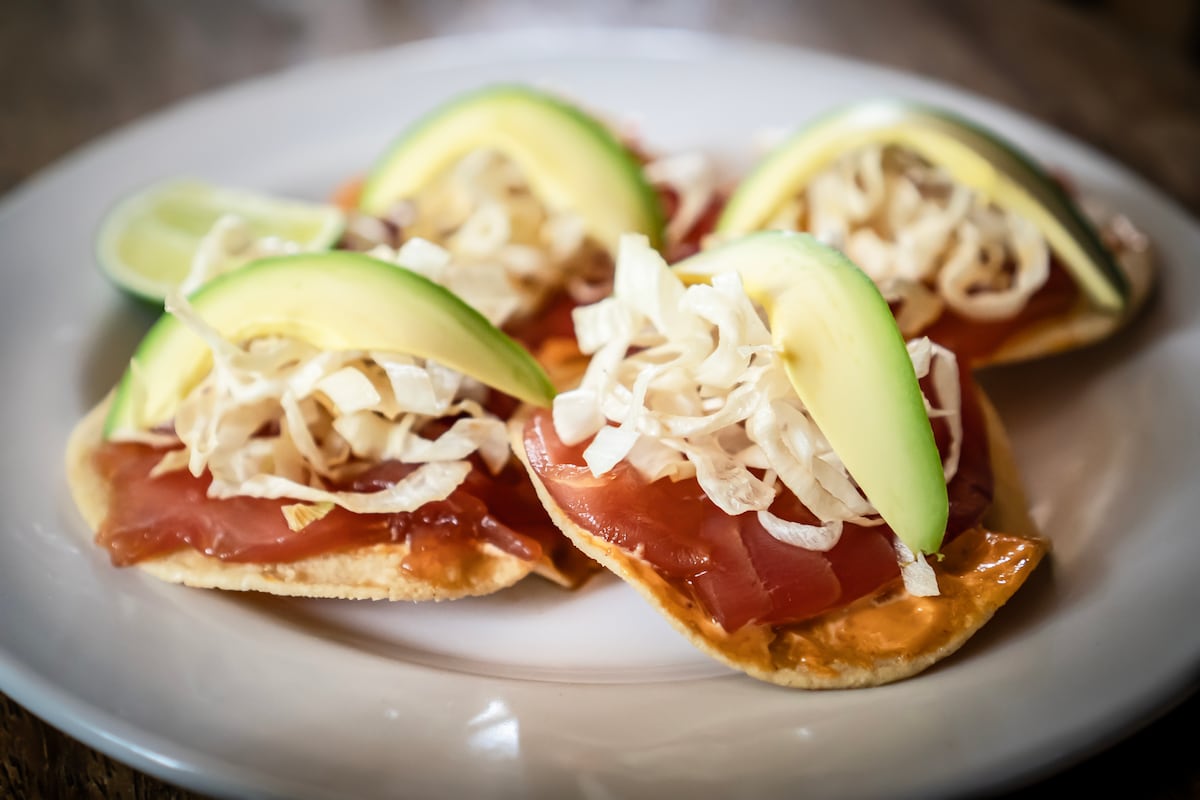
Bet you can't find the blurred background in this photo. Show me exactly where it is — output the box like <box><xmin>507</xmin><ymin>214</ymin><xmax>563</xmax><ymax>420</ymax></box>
<box><xmin>3</xmin><ymin>0</ymin><xmax>1200</xmax><ymax>206</ymax></box>
<box><xmin>2</xmin><ymin>1</ymin><xmax>1198</xmax><ymax>798</ymax></box>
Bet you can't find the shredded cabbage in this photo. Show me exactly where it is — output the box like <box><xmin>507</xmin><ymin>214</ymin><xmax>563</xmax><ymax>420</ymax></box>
<box><xmin>894</xmin><ymin>539</ymin><xmax>939</xmax><ymax>597</ymax></box>
<box><xmin>191</xmin><ymin>150</ymin><xmax>613</xmax><ymax>329</ymax></box>
<box><xmin>757</xmin><ymin>510</ymin><xmax>842</xmax><ymax>552</ymax></box>
<box><xmin>346</xmin><ymin>149</ymin><xmax>611</xmax><ymax>327</ymax></box>
<box><xmin>753</xmin><ymin>145</ymin><xmax>1053</xmax><ymax>334</ymax></box>
<box><xmin>281</xmin><ymin>501</ymin><xmax>334</xmax><ymax>532</ymax></box>
<box><xmin>135</xmin><ymin>292</ymin><xmax>511</xmax><ymax>521</ymax></box>
<box><xmin>644</xmin><ymin>151</ymin><xmax>720</xmax><ymax>248</ymax></box>
<box><xmin>555</xmin><ymin>235</ymin><xmax>964</xmax><ymax>596</ymax></box>
<box><xmin>181</xmin><ymin>215</ymin><xmax>302</xmax><ymax>294</ymax></box>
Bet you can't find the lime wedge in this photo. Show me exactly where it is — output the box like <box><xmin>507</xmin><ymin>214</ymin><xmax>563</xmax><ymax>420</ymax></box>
<box><xmin>96</xmin><ymin>180</ymin><xmax>346</xmax><ymax>302</ymax></box>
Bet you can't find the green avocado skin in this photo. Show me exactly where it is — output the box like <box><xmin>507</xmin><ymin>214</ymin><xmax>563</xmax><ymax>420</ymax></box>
<box><xmin>674</xmin><ymin>231</ymin><xmax>949</xmax><ymax>556</ymax></box>
<box><xmin>104</xmin><ymin>252</ymin><xmax>556</xmax><ymax>438</ymax></box>
<box><xmin>358</xmin><ymin>84</ymin><xmax>664</xmax><ymax>252</ymax></box>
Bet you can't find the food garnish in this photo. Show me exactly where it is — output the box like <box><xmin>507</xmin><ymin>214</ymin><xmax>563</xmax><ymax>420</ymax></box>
<box><xmin>96</xmin><ymin>179</ymin><xmax>344</xmax><ymax>302</ymax></box>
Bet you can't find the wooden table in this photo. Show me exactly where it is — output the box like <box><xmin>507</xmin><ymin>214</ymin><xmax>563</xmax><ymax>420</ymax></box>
<box><xmin>3</xmin><ymin>1</ymin><xmax>1197</xmax><ymax>797</ymax></box>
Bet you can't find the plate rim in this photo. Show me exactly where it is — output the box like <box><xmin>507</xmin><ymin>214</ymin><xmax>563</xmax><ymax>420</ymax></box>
<box><xmin>3</xmin><ymin>25</ymin><xmax>1198</xmax><ymax>800</ymax></box>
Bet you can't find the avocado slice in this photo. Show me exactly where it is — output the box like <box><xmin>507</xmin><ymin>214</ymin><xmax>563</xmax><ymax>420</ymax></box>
<box><xmin>358</xmin><ymin>84</ymin><xmax>664</xmax><ymax>253</ymax></box>
<box><xmin>673</xmin><ymin>232</ymin><xmax>948</xmax><ymax>555</ymax></box>
<box><xmin>104</xmin><ymin>252</ymin><xmax>556</xmax><ymax>438</ymax></box>
<box><xmin>718</xmin><ymin>100</ymin><xmax>1128</xmax><ymax>312</ymax></box>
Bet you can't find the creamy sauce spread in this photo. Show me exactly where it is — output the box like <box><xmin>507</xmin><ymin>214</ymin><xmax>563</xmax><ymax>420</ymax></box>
<box><xmin>768</xmin><ymin>529</ymin><xmax>1045</xmax><ymax>677</ymax></box>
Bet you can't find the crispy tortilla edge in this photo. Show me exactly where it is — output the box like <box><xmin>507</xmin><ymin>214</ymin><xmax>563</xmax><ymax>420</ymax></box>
<box><xmin>981</xmin><ymin>238</ymin><xmax>1155</xmax><ymax>367</ymax></box>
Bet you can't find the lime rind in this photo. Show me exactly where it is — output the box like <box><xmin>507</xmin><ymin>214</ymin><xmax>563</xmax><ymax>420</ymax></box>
<box><xmin>718</xmin><ymin>99</ymin><xmax>1128</xmax><ymax>312</ymax></box>
<box><xmin>359</xmin><ymin>84</ymin><xmax>664</xmax><ymax>252</ymax></box>
<box><xmin>96</xmin><ymin>179</ymin><xmax>346</xmax><ymax>303</ymax></box>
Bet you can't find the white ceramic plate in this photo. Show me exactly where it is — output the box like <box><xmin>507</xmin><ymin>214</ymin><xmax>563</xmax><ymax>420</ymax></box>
<box><xmin>1</xmin><ymin>30</ymin><xmax>1197</xmax><ymax>800</ymax></box>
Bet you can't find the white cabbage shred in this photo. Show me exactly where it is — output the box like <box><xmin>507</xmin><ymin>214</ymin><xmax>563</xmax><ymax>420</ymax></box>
<box><xmin>554</xmin><ymin>235</ymin><xmax>963</xmax><ymax>595</ymax></box>
<box><xmin>181</xmin><ymin>215</ymin><xmax>304</xmax><ymax>295</ymax></box>
<box><xmin>754</xmin><ymin>145</ymin><xmax>1052</xmax><ymax>334</ymax></box>
<box><xmin>893</xmin><ymin>539</ymin><xmax>940</xmax><ymax>597</ymax></box>
<box><xmin>139</xmin><ymin>291</ymin><xmax>510</xmax><ymax>523</ymax></box>
<box><xmin>189</xmin><ymin>151</ymin><xmax>610</xmax><ymax>330</ymax></box>
<box><xmin>644</xmin><ymin>151</ymin><xmax>720</xmax><ymax>249</ymax></box>
<box><xmin>352</xmin><ymin>149</ymin><xmax>611</xmax><ymax>327</ymax></box>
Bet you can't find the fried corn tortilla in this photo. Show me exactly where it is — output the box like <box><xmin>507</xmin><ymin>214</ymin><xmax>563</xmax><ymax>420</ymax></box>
<box><xmin>67</xmin><ymin>396</ymin><xmax>587</xmax><ymax>601</ymax></box>
<box><xmin>511</xmin><ymin>392</ymin><xmax>1046</xmax><ymax>689</ymax></box>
